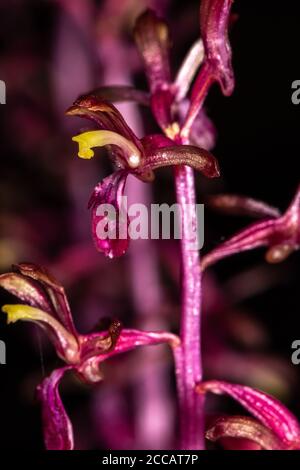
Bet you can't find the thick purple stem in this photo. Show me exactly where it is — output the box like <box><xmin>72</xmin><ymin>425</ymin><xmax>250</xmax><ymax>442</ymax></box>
<box><xmin>174</xmin><ymin>164</ymin><xmax>204</xmax><ymax>450</ymax></box>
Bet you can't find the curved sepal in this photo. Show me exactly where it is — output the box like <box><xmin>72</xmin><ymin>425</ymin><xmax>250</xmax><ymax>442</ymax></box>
<box><xmin>88</xmin><ymin>171</ymin><xmax>129</xmax><ymax>259</ymax></box>
<box><xmin>37</xmin><ymin>367</ymin><xmax>74</xmax><ymax>450</ymax></box>
<box><xmin>206</xmin><ymin>415</ymin><xmax>286</xmax><ymax>450</ymax></box>
<box><xmin>197</xmin><ymin>380</ymin><xmax>300</xmax><ymax>449</ymax></box>
<box><xmin>133</xmin><ymin>9</ymin><xmax>171</xmax><ymax>93</ymax></box>
<box><xmin>200</xmin><ymin>0</ymin><xmax>235</xmax><ymax>95</ymax></box>
<box><xmin>0</xmin><ymin>272</ymin><xmax>53</xmax><ymax>314</ymax></box>
<box><xmin>66</xmin><ymin>97</ymin><xmax>142</xmax><ymax>153</ymax></box>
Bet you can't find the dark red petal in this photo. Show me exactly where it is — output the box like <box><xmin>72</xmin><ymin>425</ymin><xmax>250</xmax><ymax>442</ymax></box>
<box><xmin>78</xmin><ymin>86</ymin><xmax>150</xmax><ymax>106</ymax></box>
<box><xmin>133</xmin><ymin>9</ymin><xmax>171</xmax><ymax>94</ymax></box>
<box><xmin>88</xmin><ymin>170</ymin><xmax>129</xmax><ymax>259</ymax></box>
<box><xmin>207</xmin><ymin>194</ymin><xmax>281</xmax><ymax>218</ymax></box>
<box><xmin>14</xmin><ymin>263</ymin><xmax>77</xmax><ymax>336</ymax></box>
<box><xmin>37</xmin><ymin>367</ymin><xmax>74</xmax><ymax>450</ymax></box>
<box><xmin>197</xmin><ymin>380</ymin><xmax>300</xmax><ymax>448</ymax></box>
<box><xmin>66</xmin><ymin>97</ymin><xmax>143</xmax><ymax>154</ymax></box>
<box><xmin>150</xmin><ymin>89</ymin><xmax>174</xmax><ymax>132</ymax></box>
<box><xmin>206</xmin><ymin>415</ymin><xmax>286</xmax><ymax>450</ymax></box>
<box><xmin>200</xmin><ymin>0</ymin><xmax>235</xmax><ymax>95</ymax></box>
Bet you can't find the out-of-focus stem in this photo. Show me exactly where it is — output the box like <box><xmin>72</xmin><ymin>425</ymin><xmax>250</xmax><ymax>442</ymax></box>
<box><xmin>174</xmin><ymin>163</ymin><xmax>204</xmax><ymax>450</ymax></box>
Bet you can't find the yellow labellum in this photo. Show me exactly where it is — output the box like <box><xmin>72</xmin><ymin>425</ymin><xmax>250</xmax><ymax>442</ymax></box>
<box><xmin>72</xmin><ymin>130</ymin><xmax>142</xmax><ymax>168</ymax></box>
<box><xmin>2</xmin><ymin>304</ymin><xmax>80</xmax><ymax>363</ymax></box>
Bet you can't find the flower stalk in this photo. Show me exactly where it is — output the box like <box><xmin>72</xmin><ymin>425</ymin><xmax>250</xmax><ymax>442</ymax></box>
<box><xmin>174</xmin><ymin>163</ymin><xmax>204</xmax><ymax>450</ymax></box>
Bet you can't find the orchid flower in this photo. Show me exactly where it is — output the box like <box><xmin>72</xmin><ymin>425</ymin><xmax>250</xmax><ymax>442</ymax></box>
<box><xmin>197</xmin><ymin>380</ymin><xmax>300</xmax><ymax>450</ymax></box>
<box><xmin>0</xmin><ymin>263</ymin><xmax>180</xmax><ymax>449</ymax></box>
<box><xmin>67</xmin><ymin>6</ymin><xmax>237</xmax><ymax>260</ymax></box>
<box><xmin>67</xmin><ymin>93</ymin><xmax>219</xmax><ymax>259</ymax></box>
<box><xmin>202</xmin><ymin>185</ymin><xmax>300</xmax><ymax>270</ymax></box>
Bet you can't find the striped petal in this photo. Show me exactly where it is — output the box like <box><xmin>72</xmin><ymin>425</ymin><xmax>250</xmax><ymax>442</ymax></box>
<box><xmin>197</xmin><ymin>380</ymin><xmax>300</xmax><ymax>449</ymax></box>
<box><xmin>134</xmin><ymin>9</ymin><xmax>171</xmax><ymax>94</ymax></box>
<box><xmin>88</xmin><ymin>171</ymin><xmax>129</xmax><ymax>259</ymax></box>
<box><xmin>2</xmin><ymin>304</ymin><xmax>79</xmax><ymax>364</ymax></box>
<box><xmin>206</xmin><ymin>415</ymin><xmax>286</xmax><ymax>450</ymax></box>
<box><xmin>14</xmin><ymin>263</ymin><xmax>77</xmax><ymax>336</ymax></box>
<box><xmin>200</xmin><ymin>0</ymin><xmax>235</xmax><ymax>95</ymax></box>
<box><xmin>37</xmin><ymin>367</ymin><xmax>74</xmax><ymax>450</ymax></box>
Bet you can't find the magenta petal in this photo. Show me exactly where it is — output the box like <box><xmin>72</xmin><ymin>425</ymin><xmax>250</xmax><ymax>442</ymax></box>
<box><xmin>78</xmin><ymin>329</ymin><xmax>180</xmax><ymax>383</ymax></box>
<box><xmin>198</xmin><ymin>380</ymin><xmax>300</xmax><ymax>448</ymax></box>
<box><xmin>206</xmin><ymin>415</ymin><xmax>286</xmax><ymax>450</ymax></box>
<box><xmin>134</xmin><ymin>9</ymin><xmax>171</xmax><ymax>94</ymax></box>
<box><xmin>105</xmin><ymin>329</ymin><xmax>180</xmax><ymax>355</ymax></box>
<box><xmin>200</xmin><ymin>0</ymin><xmax>235</xmax><ymax>95</ymax></box>
<box><xmin>37</xmin><ymin>367</ymin><xmax>74</xmax><ymax>450</ymax></box>
<box><xmin>88</xmin><ymin>170</ymin><xmax>129</xmax><ymax>259</ymax></box>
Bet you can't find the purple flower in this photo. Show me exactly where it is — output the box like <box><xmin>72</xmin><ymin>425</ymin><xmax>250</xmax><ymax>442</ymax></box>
<box><xmin>0</xmin><ymin>263</ymin><xmax>180</xmax><ymax>449</ymax></box>
<box><xmin>202</xmin><ymin>185</ymin><xmax>300</xmax><ymax>270</ymax></box>
<box><xmin>197</xmin><ymin>380</ymin><xmax>300</xmax><ymax>449</ymax></box>
<box><xmin>67</xmin><ymin>96</ymin><xmax>219</xmax><ymax>258</ymax></box>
